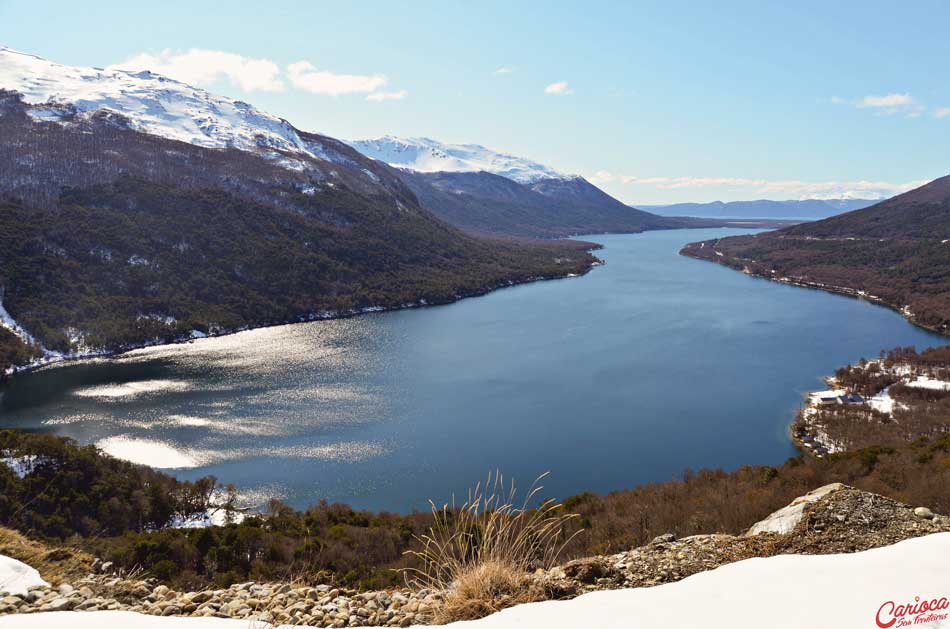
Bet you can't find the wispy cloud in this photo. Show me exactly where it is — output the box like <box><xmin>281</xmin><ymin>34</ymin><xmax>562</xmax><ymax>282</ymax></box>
<box><xmin>544</xmin><ymin>80</ymin><xmax>573</xmax><ymax>95</ymax></box>
<box><xmin>858</xmin><ymin>92</ymin><xmax>914</xmax><ymax>108</ymax></box>
<box><xmin>831</xmin><ymin>92</ymin><xmax>924</xmax><ymax>117</ymax></box>
<box><xmin>493</xmin><ymin>66</ymin><xmax>514</xmax><ymax>75</ymax></box>
<box><xmin>365</xmin><ymin>89</ymin><xmax>408</xmax><ymax>102</ymax></box>
<box><xmin>591</xmin><ymin>172</ymin><xmax>927</xmax><ymax>200</ymax></box>
<box><xmin>111</xmin><ymin>49</ymin><xmax>285</xmax><ymax>92</ymax></box>
<box><xmin>935</xmin><ymin>107</ymin><xmax>950</xmax><ymax>119</ymax></box>
<box><xmin>286</xmin><ymin>61</ymin><xmax>387</xmax><ymax>96</ymax></box>
<box><xmin>112</xmin><ymin>50</ymin><xmax>406</xmax><ymax>101</ymax></box>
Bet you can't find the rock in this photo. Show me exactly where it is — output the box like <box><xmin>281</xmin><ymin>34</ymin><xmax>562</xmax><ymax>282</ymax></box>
<box><xmin>46</xmin><ymin>597</ymin><xmax>75</xmax><ymax>611</ymax></box>
<box><xmin>651</xmin><ymin>533</ymin><xmax>676</xmax><ymax>544</ymax></box>
<box><xmin>914</xmin><ymin>507</ymin><xmax>935</xmax><ymax>519</ymax></box>
<box><xmin>191</xmin><ymin>591</ymin><xmax>213</xmax><ymax>604</ymax></box>
<box><xmin>562</xmin><ymin>558</ymin><xmax>613</xmax><ymax>584</ymax></box>
<box><xmin>99</xmin><ymin>561</ymin><xmax>114</xmax><ymax>573</ymax></box>
<box><xmin>57</xmin><ymin>583</ymin><xmax>74</xmax><ymax>595</ymax></box>
<box><xmin>746</xmin><ymin>483</ymin><xmax>846</xmax><ymax>536</ymax></box>
<box><xmin>153</xmin><ymin>585</ymin><xmax>169</xmax><ymax>598</ymax></box>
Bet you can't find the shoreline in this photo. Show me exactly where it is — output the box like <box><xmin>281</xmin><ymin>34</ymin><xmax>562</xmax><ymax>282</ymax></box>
<box><xmin>2</xmin><ymin>256</ymin><xmax>605</xmax><ymax>381</ymax></box>
<box><xmin>680</xmin><ymin>242</ymin><xmax>950</xmax><ymax>338</ymax></box>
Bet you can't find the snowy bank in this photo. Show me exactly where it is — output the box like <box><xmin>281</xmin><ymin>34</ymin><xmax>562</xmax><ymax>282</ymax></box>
<box><xmin>6</xmin><ymin>533</ymin><xmax>950</xmax><ymax>628</ymax></box>
<box><xmin>0</xmin><ymin>555</ymin><xmax>49</xmax><ymax>596</ymax></box>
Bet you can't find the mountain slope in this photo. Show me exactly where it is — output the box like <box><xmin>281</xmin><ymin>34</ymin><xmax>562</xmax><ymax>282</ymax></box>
<box><xmin>682</xmin><ymin>175</ymin><xmax>950</xmax><ymax>332</ymax></box>
<box><xmin>640</xmin><ymin>198</ymin><xmax>877</xmax><ymax>220</ymax></box>
<box><xmin>0</xmin><ymin>50</ymin><xmax>596</xmax><ymax>374</ymax></box>
<box><xmin>349</xmin><ymin>136</ymin><xmax>684</xmax><ymax>238</ymax></box>
<box><xmin>397</xmin><ymin>169</ymin><xmax>669</xmax><ymax>238</ymax></box>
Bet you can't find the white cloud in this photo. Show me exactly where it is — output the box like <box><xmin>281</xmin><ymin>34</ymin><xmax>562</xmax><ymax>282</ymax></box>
<box><xmin>111</xmin><ymin>49</ymin><xmax>284</xmax><ymax>92</ymax></box>
<box><xmin>596</xmin><ymin>174</ymin><xmax>928</xmax><ymax>200</ymax></box>
<box><xmin>494</xmin><ymin>66</ymin><xmax>514</xmax><ymax>75</ymax></box>
<box><xmin>858</xmin><ymin>93</ymin><xmax>914</xmax><ymax>108</ymax></box>
<box><xmin>286</xmin><ymin>60</ymin><xmax>388</xmax><ymax>96</ymax></box>
<box><xmin>365</xmin><ymin>90</ymin><xmax>408</xmax><ymax>102</ymax></box>
<box><xmin>544</xmin><ymin>80</ymin><xmax>573</xmax><ymax>95</ymax></box>
<box><xmin>588</xmin><ymin>170</ymin><xmax>616</xmax><ymax>184</ymax></box>
<box><xmin>831</xmin><ymin>92</ymin><xmax>923</xmax><ymax>117</ymax></box>
<box><xmin>935</xmin><ymin>107</ymin><xmax>950</xmax><ymax>119</ymax></box>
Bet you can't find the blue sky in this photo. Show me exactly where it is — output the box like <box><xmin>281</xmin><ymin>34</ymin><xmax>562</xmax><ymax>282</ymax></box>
<box><xmin>2</xmin><ymin>0</ymin><xmax>948</xmax><ymax>203</ymax></box>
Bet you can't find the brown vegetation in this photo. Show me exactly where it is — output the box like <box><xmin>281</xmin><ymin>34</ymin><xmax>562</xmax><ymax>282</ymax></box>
<box><xmin>0</xmin><ymin>525</ymin><xmax>94</xmax><ymax>585</ymax></box>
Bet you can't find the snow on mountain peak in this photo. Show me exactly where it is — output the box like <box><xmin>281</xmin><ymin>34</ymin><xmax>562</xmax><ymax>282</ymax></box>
<box><xmin>0</xmin><ymin>47</ymin><xmax>341</xmax><ymax>165</ymax></box>
<box><xmin>347</xmin><ymin>135</ymin><xmax>574</xmax><ymax>184</ymax></box>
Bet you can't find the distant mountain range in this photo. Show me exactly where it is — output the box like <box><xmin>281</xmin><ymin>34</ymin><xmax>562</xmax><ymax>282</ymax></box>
<box><xmin>638</xmin><ymin>198</ymin><xmax>878</xmax><ymax>220</ymax></box>
<box><xmin>0</xmin><ymin>47</ymin><xmax>597</xmax><ymax>373</ymax></box>
<box><xmin>682</xmin><ymin>175</ymin><xmax>950</xmax><ymax>333</ymax></box>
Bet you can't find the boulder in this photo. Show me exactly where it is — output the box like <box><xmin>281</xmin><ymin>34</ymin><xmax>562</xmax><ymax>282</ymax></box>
<box><xmin>745</xmin><ymin>483</ymin><xmax>846</xmax><ymax>536</ymax></box>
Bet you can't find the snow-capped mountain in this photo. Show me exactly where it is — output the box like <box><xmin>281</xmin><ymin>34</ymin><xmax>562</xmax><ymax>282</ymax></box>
<box><xmin>347</xmin><ymin>136</ymin><xmax>573</xmax><ymax>184</ymax></box>
<box><xmin>0</xmin><ymin>46</ymin><xmax>347</xmax><ymax>167</ymax></box>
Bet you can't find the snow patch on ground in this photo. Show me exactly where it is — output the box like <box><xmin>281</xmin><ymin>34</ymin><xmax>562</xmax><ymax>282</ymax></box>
<box><xmin>0</xmin><ymin>452</ymin><xmax>53</xmax><ymax>478</ymax></box>
<box><xmin>906</xmin><ymin>376</ymin><xmax>950</xmax><ymax>391</ymax></box>
<box><xmin>0</xmin><ymin>298</ymin><xmax>39</xmax><ymax>349</ymax></box>
<box><xmin>0</xmin><ymin>555</ymin><xmax>48</xmax><ymax>596</ymax></box>
<box><xmin>869</xmin><ymin>386</ymin><xmax>896</xmax><ymax>415</ymax></box>
<box><xmin>5</xmin><ymin>533</ymin><xmax>950</xmax><ymax>627</ymax></box>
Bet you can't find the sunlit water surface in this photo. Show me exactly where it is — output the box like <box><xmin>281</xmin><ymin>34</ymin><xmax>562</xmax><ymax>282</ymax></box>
<box><xmin>1</xmin><ymin>229</ymin><xmax>944</xmax><ymax>511</ymax></box>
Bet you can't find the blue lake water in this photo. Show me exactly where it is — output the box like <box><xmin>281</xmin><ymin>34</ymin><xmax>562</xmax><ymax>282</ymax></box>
<box><xmin>0</xmin><ymin>228</ymin><xmax>944</xmax><ymax>511</ymax></box>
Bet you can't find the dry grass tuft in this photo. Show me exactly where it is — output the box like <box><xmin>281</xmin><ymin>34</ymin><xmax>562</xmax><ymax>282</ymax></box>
<box><xmin>0</xmin><ymin>526</ymin><xmax>95</xmax><ymax>584</ymax></box>
<box><xmin>434</xmin><ymin>559</ymin><xmax>546</xmax><ymax>622</ymax></box>
<box><xmin>402</xmin><ymin>471</ymin><xmax>580</xmax><ymax>623</ymax></box>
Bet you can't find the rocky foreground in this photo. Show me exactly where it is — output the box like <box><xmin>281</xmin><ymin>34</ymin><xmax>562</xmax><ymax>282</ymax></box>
<box><xmin>1</xmin><ymin>484</ymin><xmax>947</xmax><ymax>626</ymax></box>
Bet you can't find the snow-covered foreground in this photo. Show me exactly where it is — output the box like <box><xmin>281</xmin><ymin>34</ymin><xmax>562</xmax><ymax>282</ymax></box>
<box><xmin>6</xmin><ymin>533</ymin><xmax>950</xmax><ymax>628</ymax></box>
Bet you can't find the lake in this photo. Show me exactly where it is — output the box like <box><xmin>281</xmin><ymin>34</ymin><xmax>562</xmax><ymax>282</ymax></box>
<box><xmin>0</xmin><ymin>228</ymin><xmax>944</xmax><ymax>512</ymax></box>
